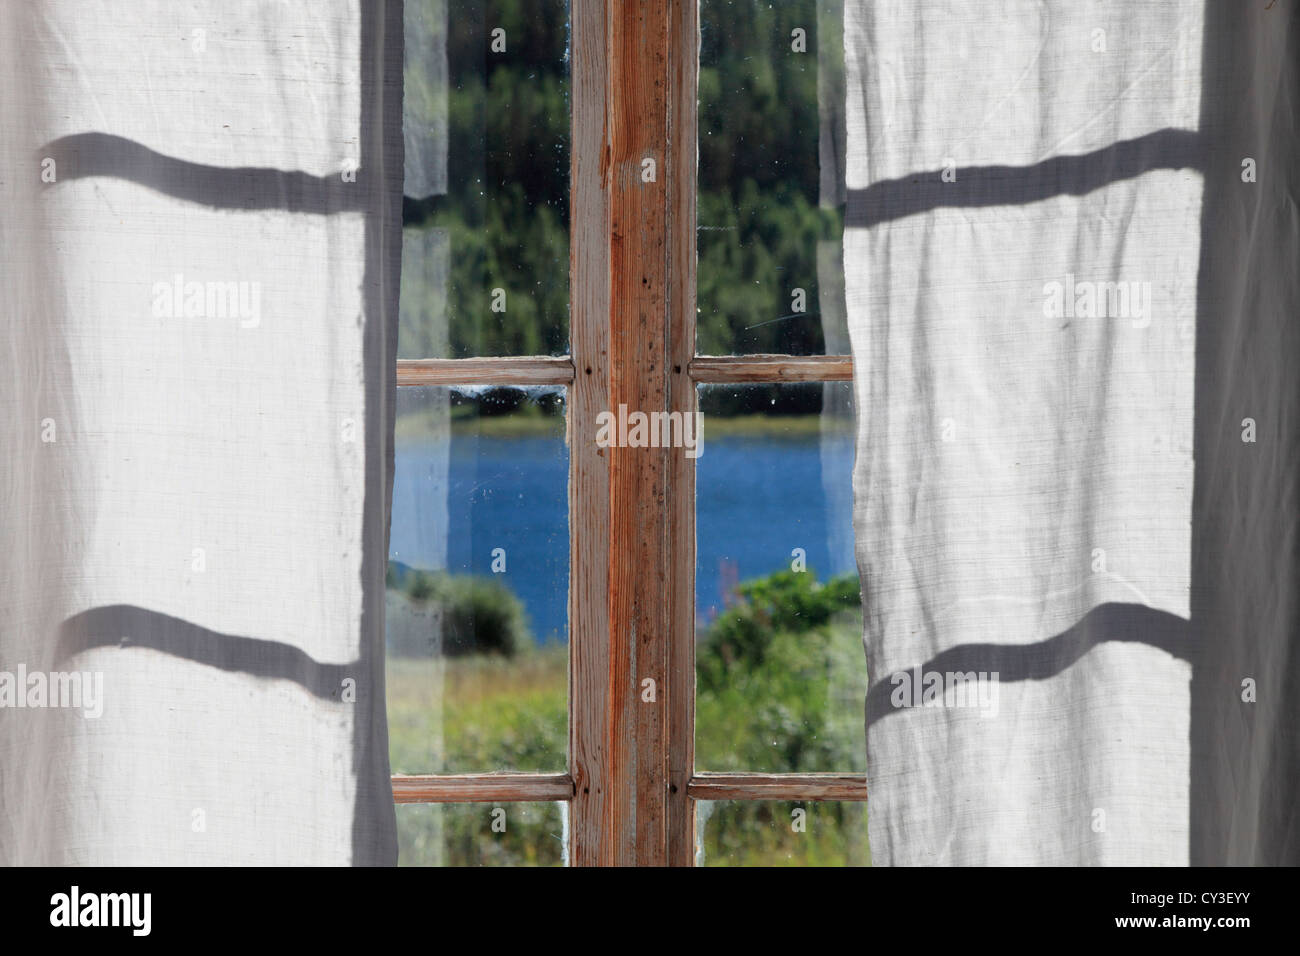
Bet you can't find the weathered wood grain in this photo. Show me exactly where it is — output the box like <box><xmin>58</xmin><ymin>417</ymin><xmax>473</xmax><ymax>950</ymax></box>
<box><xmin>690</xmin><ymin>354</ymin><xmax>854</xmax><ymax>383</ymax></box>
<box><xmin>392</xmin><ymin>773</ymin><xmax>575</xmax><ymax>804</ymax></box>
<box><xmin>568</xmin><ymin>0</ymin><xmax>615</xmax><ymax>867</ymax></box>
<box><xmin>396</xmin><ymin>356</ymin><xmax>574</xmax><ymax>386</ymax></box>
<box><xmin>688</xmin><ymin>774</ymin><xmax>869</xmax><ymax>802</ymax></box>
<box><xmin>665</xmin><ymin>0</ymin><xmax>699</xmax><ymax>868</ymax></box>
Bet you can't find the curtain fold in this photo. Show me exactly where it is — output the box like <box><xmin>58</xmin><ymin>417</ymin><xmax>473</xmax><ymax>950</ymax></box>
<box><xmin>0</xmin><ymin>0</ymin><xmax>402</xmax><ymax>865</ymax></box>
<box><xmin>846</xmin><ymin>0</ymin><xmax>1299</xmax><ymax>864</ymax></box>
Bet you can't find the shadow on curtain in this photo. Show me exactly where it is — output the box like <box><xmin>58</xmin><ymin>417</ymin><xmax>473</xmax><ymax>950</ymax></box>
<box><xmin>851</xmin><ymin>0</ymin><xmax>1298</xmax><ymax>864</ymax></box>
<box><xmin>11</xmin><ymin>0</ymin><xmax>404</xmax><ymax>865</ymax></box>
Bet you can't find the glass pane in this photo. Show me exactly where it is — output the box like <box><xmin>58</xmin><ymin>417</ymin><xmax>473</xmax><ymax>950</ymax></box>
<box><xmin>399</xmin><ymin>0</ymin><xmax>570</xmax><ymax>358</ymax></box>
<box><xmin>398</xmin><ymin>802</ymin><xmax>567</xmax><ymax>866</ymax></box>
<box><xmin>695</xmin><ymin>382</ymin><xmax>865</xmax><ymax>772</ymax></box>
<box><xmin>697</xmin><ymin>0</ymin><xmax>846</xmax><ymax>355</ymax></box>
<box><xmin>387</xmin><ymin>386</ymin><xmax>568</xmax><ymax>774</ymax></box>
<box><xmin>696</xmin><ymin>801</ymin><xmax>870</xmax><ymax>866</ymax></box>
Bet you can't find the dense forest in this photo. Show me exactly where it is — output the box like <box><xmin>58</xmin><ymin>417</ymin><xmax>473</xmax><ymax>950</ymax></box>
<box><xmin>400</xmin><ymin>0</ymin><xmax>844</xmax><ymax>364</ymax></box>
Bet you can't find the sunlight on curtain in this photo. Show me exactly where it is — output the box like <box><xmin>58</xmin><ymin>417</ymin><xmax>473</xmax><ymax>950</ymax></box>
<box><xmin>0</xmin><ymin>0</ymin><xmax>401</xmax><ymax>864</ymax></box>
<box><xmin>846</xmin><ymin>0</ymin><xmax>1203</xmax><ymax>864</ymax></box>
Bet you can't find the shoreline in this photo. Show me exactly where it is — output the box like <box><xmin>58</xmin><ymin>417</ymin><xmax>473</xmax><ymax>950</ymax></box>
<box><xmin>396</xmin><ymin>410</ymin><xmax>853</xmax><ymax>441</ymax></box>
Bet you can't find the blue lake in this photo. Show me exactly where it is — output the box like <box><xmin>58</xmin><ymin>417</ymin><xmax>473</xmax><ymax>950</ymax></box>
<box><xmin>389</xmin><ymin>431</ymin><xmax>857</xmax><ymax>644</ymax></box>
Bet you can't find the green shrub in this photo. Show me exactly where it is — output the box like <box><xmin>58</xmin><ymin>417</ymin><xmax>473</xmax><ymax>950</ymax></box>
<box><xmin>387</xmin><ymin>564</ymin><xmax>530</xmax><ymax>658</ymax></box>
<box><xmin>698</xmin><ymin>569</ymin><xmax>861</xmax><ymax>694</ymax></box>
<box><xmin>694</xmin><ymin>570</ymin><xmax>869</xmax><ymax>864</ymax></box>
<box><xmin>696</xmin><ymin>570</ymin><xmax>865</xmax><ymax>773</ymax></box>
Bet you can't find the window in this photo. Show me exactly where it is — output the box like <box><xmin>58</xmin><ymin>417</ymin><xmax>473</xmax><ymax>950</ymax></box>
<box><xmin>390</xmin><ymin>0</ymin><xmax>866</xmax><ymax>866</ymax></box>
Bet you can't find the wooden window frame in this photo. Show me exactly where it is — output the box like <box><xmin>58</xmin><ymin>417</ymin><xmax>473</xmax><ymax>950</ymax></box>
<box><xmin>391</xmin><ymin>0</ymin><xmax>865</xmax><ymax>866</ymax></box>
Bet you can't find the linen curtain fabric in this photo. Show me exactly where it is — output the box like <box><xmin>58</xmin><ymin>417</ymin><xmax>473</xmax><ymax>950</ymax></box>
<box><xmin>0</xmin><ymin>1</ymin><xmax>403</xmax><ymax>864</ymax></box>
<box><xmin>846</xmin><ymin>0</ymin><xmax>1300</xmax><ymax>864</ymax></box>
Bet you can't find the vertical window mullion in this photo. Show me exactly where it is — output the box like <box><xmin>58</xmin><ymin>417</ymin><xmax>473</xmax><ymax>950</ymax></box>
<box><xmin>666</xmin><ymin>0</ymin><xmax>700</xmax><ymax>867</ymax></box>
<box><xmin>568</xmin><ymin>0</ymin><xmax>614</xmax><ymax>866</ymax></box>
<box><xmin>604</xmin><ymin>0</ymin><xmax>673</xmax><ymax>867</ymax></box>
<box><xmin>569</xmin><ymin>0</ymin><xmax>680</xmax><ymax>866</ymax></box>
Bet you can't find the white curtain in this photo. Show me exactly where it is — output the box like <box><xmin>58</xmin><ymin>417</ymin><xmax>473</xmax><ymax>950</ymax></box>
<box><xmin>0</xmin><ymin>1</ymin><xmax>402</xmax><ymax>864</ymax></box>
<box><xmin>847</xmin><ymin>0</ymin><xmax>1300</xmax><ymax>864</ymax></box>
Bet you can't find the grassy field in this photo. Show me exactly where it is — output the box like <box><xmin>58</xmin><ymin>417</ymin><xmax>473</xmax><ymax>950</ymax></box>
<box><xmin>387</xmin><ymin>648</ymin><xmax>567</xmax><ymax>777</ymax></box>
<box><xmin>387</xmin><ymin>571</ymin><xmax>870</xmax><ymax>866</ymax></box>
